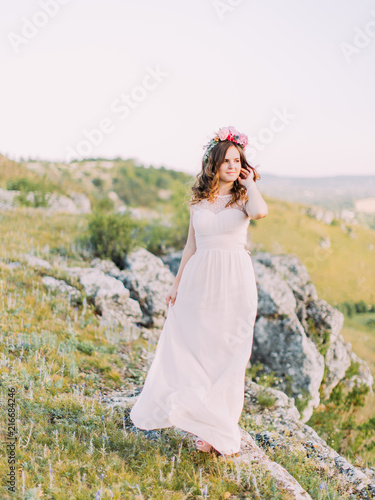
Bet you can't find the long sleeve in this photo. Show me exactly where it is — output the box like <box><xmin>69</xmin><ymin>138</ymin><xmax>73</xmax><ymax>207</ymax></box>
<box><xmin>244</xmin><ymin>180</ymin><xmax>268</xmax><ymax>219</ymax></box>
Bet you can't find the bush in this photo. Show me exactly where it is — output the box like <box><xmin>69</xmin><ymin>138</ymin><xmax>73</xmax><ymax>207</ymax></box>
<box><xmin>6</xmin><ymin>177</ymin><xmax>37</xmax><ymax>191</ymax></box>
<box><xmin>136</xmin><ymin>219</ymin><xmax>179</xmax><ymax>256</ymax></box>
<box><xmin>336</xmin><ymin>301</ymin><xmax>356</xmax><ymax>318</ymax></box>
<box><xmin>6</xmin><ymin>176</ymin><xmax>53</xmax><ymax>208</ymax></box>
<box><xmin>256</xmin><ymin>390</ymin><xmax>277</xmax><ymax>408</ymax></box>
<box><xmin>81</xmin><ymin>211</ymin><xmax>143</xmax><ymax>266</ymax></box>
<box><xmin>355</xmin><ymin>300</ymin><xmax>368</xmax><ymax>314</ymax></box>
<box><xmin>92</xmin><ymin>195</ymin><xmax>115</xmax><ymax>212</ymax></box>
<box><xmin>92</xmin><ymin>177</ymin><xmax>104</xmax><ymax>189</ymax></box>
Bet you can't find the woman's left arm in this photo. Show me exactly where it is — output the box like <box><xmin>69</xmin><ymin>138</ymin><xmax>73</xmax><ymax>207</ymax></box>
<box><xmin>243</xmin><ymin>177</ymin><xmax>268</xmax><ymax>220</ymax></box>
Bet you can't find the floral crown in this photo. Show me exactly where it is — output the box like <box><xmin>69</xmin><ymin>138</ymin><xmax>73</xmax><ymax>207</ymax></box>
<box><xmin>203</xmin><ymin>126</ymin><xmax>248</xmax><ymax>164</ymax></box>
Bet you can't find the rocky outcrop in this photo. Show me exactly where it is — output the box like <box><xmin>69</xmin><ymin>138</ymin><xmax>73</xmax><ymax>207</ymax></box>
<box><xmin>102</xmin><ymin>380</ymin><xmax>375</xmax><ymax>499</ymax></box>
<box><xmin>249</xmin><ymin>252</ymin><xmax>374</xmax><ymax>421</ymax></box>
<box><xmin>0</xmin><ymin>188</ymin><xmax>17</xmax><ymax>211</ymax></box>
<box><xmin>343</xmin><ymin>351</ymin><xmax>375</xmax><ymax>393</ymax></box>
<box><xmin>46</xmin><ymin>191</ymin><xmax>91</xmax><ymax>214</ymax></box>
<box><xmin>102</xmin><ymin>249</ymin><xmax>175</xmax><ymax>328</ymax></box>
<box><xmin>305</xmin><ymin>299</ymin><xmax>352</xmax><ymax>398</ymax></box>
<box><xmin>41</xmin><ymin>276</ymin><xmax>82</xmax><ymax>305</ymax></box>
<box><xmin>252</xmin><ymin>313</ymin><xmax>325</xmax><ymax>421</ymax></box>
<box><xmin>23</xmin><ymin>254</ymin><xmax>52</xmax><ymax>270</ymax></box>
<box><xmin>21</xmin><ymin>245</ymin><xmax>374</xmax><ymax>424</ymax></box>
<box><xmin>63</xmin><ymin>266</ymin><xmax>143</xmax><ymax>331</ymax></box>
<box><xmin>243</xmin><ymin>381</ymin><xmax>375</xmax><ymax>499</ymax></box>
<box><xmin>0</xmin><ymin>188</ymin><xmax>91</xmax><ymax>214</ymax></box>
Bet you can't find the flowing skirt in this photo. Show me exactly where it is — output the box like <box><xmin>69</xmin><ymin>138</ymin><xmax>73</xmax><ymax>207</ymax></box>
<box><xmin>129</xmin><ymin>248</ymin><xmax>258</xmax><ymax>455</ymax></box>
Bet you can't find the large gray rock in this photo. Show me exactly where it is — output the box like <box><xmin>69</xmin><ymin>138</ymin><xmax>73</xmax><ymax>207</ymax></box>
<box><xmin>24</xmin><ymin>253</ymin><xmax>52</xmax><ymax>270</ymax></box>
<box><xmin>253</xmin><ymin>260</ymin><xmax>296</xmax><ymax>316</ymax></box>
<box><xmin>0</xmin><ymin>187</ymin><xmax>91</xmax><ymax>214</ymax></box>
<box><xmin>47</xmin><ymin>192</ymin><xmax>91</xmax><ymax>214</ymax></box>
<box><xmin>253</xmin><ymin>253</ymin><xmax>318</xmax><ymax>331</ymax></box>
<box><xmin>59</xmin><ymin>250</ymin><xmax>374</xmax><ymax>418</ymax></box>
<box><xmin>0</xmin><ymin>188</ymin><xmax>17</xmax><ymax>211</ymax></box>
<box><xmin>253</xmin><ymin>253</ymin><xmax>318</xmax><ymax>303</ymax></box>
<box><xmin>250</xmin><ymin>252</ymin><xmax>374</xmax><ymax>406</ymax></box>
<box><xmin>251</xmin><ymin>313</ymin><xmax>325</xmax><ymax>422</ymax></box>
<box><xmin>64</xmin><ymin>266</ymin><xmax>142</xmax><ymax>329</ymax></box>
<box><xmin>242</xmin><ymin>382</ymin><xmax>375</xmax><ymax>499</ymax></box>
<box><xmin>115</xmin><ymin>248</ymin><xmax>175</xmax><ymax>328</ymax></box>
<box><xmin>41</xmin><ymin>276</ymin><xmax>82</xmax><ymax>306</ymax></box>
<box><xmin>305</xmin><ymin>299</ymin><xmax>351</xmax><ymax>397</ymax></box>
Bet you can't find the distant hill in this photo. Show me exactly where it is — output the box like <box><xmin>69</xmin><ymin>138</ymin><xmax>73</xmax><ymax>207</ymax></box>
<box><xmin>258</xmin><ymin>173</ymin><xmax>375</xmax><ymax>211</ymax></box>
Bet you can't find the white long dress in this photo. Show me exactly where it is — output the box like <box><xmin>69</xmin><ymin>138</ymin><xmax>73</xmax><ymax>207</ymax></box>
<box><xmin>130</xmin><ymin>193</ymin><xmax>258</xmax><ymax>455</ymax></box>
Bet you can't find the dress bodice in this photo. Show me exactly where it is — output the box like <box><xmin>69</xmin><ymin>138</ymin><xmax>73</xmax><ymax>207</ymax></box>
<box><xmin>191</xmin><ymin>195</ymin><xmax>251</xmax><ymax>251</ymax></box>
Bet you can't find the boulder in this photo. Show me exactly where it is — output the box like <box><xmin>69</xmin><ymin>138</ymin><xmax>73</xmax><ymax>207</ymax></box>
<box><xmin>251</xmin><ymin>313</ymin><xmax>325</xmax><ymax>421</ymax></box>
<box><xmin>253</xmin><ymin>260</ymin><xmax>296</xmax><ymax>316</ymax></box>
<box><xmin>64</xmin><ymin>266</ymin><xmax>143</xmax><ymax>330</ymax></box>
<box><xmin>115</xmin><ymin>248</ymin><xmax>175</xmax><ymax>328</ymax></box>
<box><xmin>305</xmin><ymin>299</ymin><xmax>351</xmax><ymax>397</ymax></box>
<box><xmin>41</xmin><ymin>276</ymin><xmax>82</xmax><ymax>306</ymax></box>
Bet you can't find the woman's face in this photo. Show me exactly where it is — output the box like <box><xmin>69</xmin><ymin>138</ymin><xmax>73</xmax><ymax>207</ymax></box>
<box><xmin>217</xmin><ymin>145</ymin><xmax>241</xmax><ymax>184</ymax></box>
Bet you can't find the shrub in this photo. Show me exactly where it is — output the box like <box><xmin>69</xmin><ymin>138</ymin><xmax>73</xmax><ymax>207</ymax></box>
<box><xmin>92</xmin><ymin>177</ymin><xmax>104</xmax><ymax>189</ymax></box>
<box><xmin>7</xmin><ymin>176</ymin><xmax>53</xmax><ymax>208</ymax></box>
<box><xmin>81</xmin><ymin>211</ymin><xmax>143</xmax><ymax>266</ymax></box>
<box><xmin>305</xmin><ymin>317</ymin><xmax>331</xmax><ymax>356</ymax></box>
<box><xmin>92</xmin><ymin>195</ymin><xmax>115</xmax><ymax>212</ymax></box>
<box><xmin>336</xmin><ymin>301</ymin><xmax>356</xmax><ymax>318</ymax></box>
<box><xmin>136</xmin><ymin>218</ymin><xmax>181</xmax><ymax>256</ymax></box>
<box><xmin>256</xmin><ymin>390</ymin><xmax>277</xmax><ymax>408</ymax></box>
<box><xmin>345</xmin><ymin>360</ymin><xmax>361</xmax><ymax>378</ymax></box>
<box><xmin>355</xmin><ymin>300</ymin><xmax>368</xmax><ymax>314</ymax></box>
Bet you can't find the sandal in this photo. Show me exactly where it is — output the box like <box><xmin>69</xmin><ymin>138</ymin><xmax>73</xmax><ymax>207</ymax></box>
<box><xmin>195</xmin><ymin>437</ymin><xmax>213</xmax><ymax>452</ymax></box>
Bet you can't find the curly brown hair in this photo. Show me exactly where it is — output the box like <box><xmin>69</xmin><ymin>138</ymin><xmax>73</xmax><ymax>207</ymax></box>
<box><xmin>190</xmin><ymin>140</ymin><xmax>260</xmax><ymax>208</ymax></box>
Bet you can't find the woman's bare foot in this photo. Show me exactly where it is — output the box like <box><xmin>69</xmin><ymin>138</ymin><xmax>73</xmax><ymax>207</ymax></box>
<box><xmin>195</xmin><ymin>437</ymin><xmax>212</xmax><ymax>452</ymax></box>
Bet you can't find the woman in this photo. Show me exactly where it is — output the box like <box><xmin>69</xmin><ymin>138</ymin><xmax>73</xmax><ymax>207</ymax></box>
<box><xmin>130</xmin><ymin>126</ymin><xmax>268</xmax><ymax>455</ymax></box>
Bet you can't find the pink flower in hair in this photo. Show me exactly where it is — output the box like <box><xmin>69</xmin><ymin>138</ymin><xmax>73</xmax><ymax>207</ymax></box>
<box><xmin>218</xmin><ymin>127</ymin><xmax>230</xmax><ymax>140</ymax></box>
<box><xmin>228</xmin><ymin>125</ymin><xmax>238</xmax><ymax>136</ymax></box>
<box><xmin>238</xmin><ymin>133</ymin><xmax>248</xmax><ymax>147</ymax></box>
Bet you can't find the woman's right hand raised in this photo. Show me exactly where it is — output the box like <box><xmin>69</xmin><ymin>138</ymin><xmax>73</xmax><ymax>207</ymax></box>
<box><xmin>166</xmin><ymin>282</ymin><xmax>179</xmax><ymax>307</ymax></box>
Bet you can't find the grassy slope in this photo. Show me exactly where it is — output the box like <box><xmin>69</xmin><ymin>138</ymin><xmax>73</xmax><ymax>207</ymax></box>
<box><xmin>1</xmin><ymin>160</ymin><xmax>374</xmax><ymax>496</ymax></box>
<box><xmin>1</xmin><ymin>210</ymin><xmax>352</xmax><ymax>499</ymax></box>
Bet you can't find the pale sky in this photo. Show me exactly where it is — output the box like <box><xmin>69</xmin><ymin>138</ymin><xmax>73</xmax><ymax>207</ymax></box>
<box><xmin>1</xmin><ymin>0</ymin><xmax>374</xmax><ymax>177</ymax></box>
